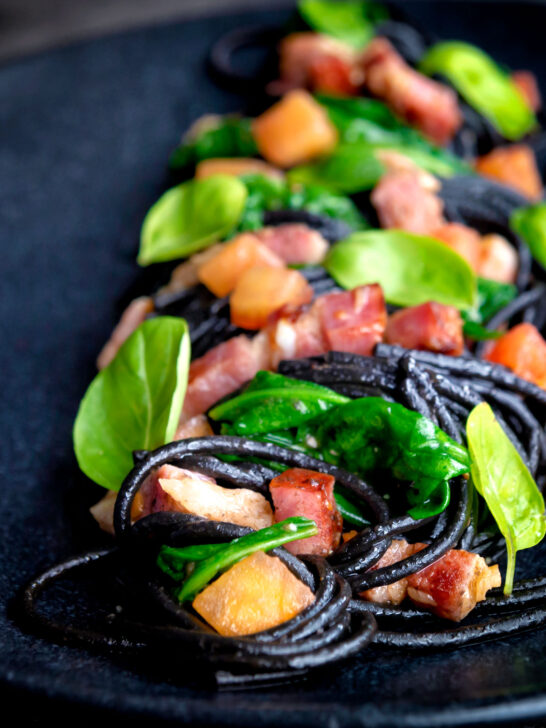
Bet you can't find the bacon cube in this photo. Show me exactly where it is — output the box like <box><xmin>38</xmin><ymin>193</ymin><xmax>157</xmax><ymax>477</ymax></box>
<box><xmin>385</xmin><ymin>301</ymin><xmax>464</xmax><ymax>356</ymax></box>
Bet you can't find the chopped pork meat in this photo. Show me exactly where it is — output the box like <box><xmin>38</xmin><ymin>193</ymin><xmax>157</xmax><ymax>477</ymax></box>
<box><xmin>97</xmin><ymin>296</ymin><xmax>154</xmax><ymax>369</ymax></box>
<box><xmin>385</xmin><ymin>302</ymin><xmax>464</xmax><ymax>356</ymax></box>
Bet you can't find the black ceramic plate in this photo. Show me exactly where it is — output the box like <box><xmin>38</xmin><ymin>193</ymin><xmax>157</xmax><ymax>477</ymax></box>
<box><xmin>2</xmin><ymin>2</ymin><xmax>546</xmax><ymax>726</ymax></box>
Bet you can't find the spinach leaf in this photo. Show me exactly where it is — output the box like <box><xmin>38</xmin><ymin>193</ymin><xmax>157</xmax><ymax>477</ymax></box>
<box><xmin>158</xmin><ymin>517</ymin><xmax>318</xmax><ymax>602</ymax></box>
<box><xmin>287</xmin><ymin>142</ymin><xmax>463</xmax><ymax>194</ymax></box>
<box><xmin>313</xmin><ymin>398</ymin><xmax>469</xmax><ymax>518</ymax></box>
<box><xmin>325</xmin><ymin>230</ymin><xmax>477</xmax><ymax>310</ymax></box>
<box><xmin>298</xmin><ymin>0</ymin><xmax>388</xmax><ymax>48</ymax></box>
<box><xmin>284</xmin><ymin>182</ymin><xmax>369</xmax><ymax>231</ymax></box>
<box><xmin>73</xmin><ymin>317</ymin><xmax>191</xmax><ymax>490</ymax></box>
<box><xmin>233</xmin><ymin>174</ymin><xmax>286</xmax><ymax>233</ymax></box>
<box><xmin>467</xmin><ymin>402</ymin><xmax>546</xmax><ymax>594</ymax></box>
<box><xmin>138</xmin><ymin>175</ymin><xmax>247</xmax><ymax>265</ymax></box>
<box><xmin>511</xmin><ymin>203</ymin><xmax>546</xmax><ymax>270</ymax></box>
<box><xmin>461</xmin><ymin>276</ymin><xmax>517</xmax><ymax>339</ymax></box>
<box><xmin>209</xmin><ymin>371</ymin><xmax>350</xmax><ymax>434</ymax></box>
<box><xmin>317</xmin><ymin>95</ymin><xmax>469</xmax><ymax>175</ymax></box>
<box><xmin>169</xmin><ymin>116</ymin><xmax>257</xmax><ymax>171</ymax></box>
<box><xmin>420</xmin><ymin>42</ymin><xmax>536</xmax><ymax>141</ymax></box>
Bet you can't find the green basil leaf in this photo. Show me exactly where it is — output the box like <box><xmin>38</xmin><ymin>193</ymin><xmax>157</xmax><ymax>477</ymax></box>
<box><xmin>475</xmin><ymin>277</ymin><xmax>518</xmax><ymax>323</ymax></box>
<box><xmin>73</xmin><ymin>317</ymin><xmax>191</xmax><ymax>490</ymax></box>
<box><xmin>467</xmin><ymin>402</ymin><xmax>546</xmax><ymax>594</ymax></box>
<box><xmin>419</xmin><ymin>42</ymin><xmax>536</xmax><ymax>141</ymax></box>
<box><xmin>138</xmin><ymin>175</ymin><xmax>247</xmax><ymax>265</ymax></box>
<box><xmin>298</xmin><ymin>0</ymin><xmax>388</xmax><ymax>48</ymax></box>
<box><xmin>317</xmin><ymin>95</ymin><xmax>470</xmax><ymax>175</ymax></box>
<box><xmin>233</xmin><ymin>174</ymin><xmax>286</xmax><ymax>233</ymax></box>
<box><xmin>511</xmin><ymin>203</ymin><xmax>546</xmax><ymax>270</ymax></box>
<box><xmin>169</xmin><ymin>116</ymin><xmax>257</xmax><ymax>171</ymax></box>
<box><xmin>325</xmin><ymin>230</ymin><xmax>477</xmax><ymax>309</ymax></box>
<box><xmin>287</xmin><ymin>142</ymin><xmax>463</xmax><ymax>194</ymax></box>
<box><xmin>209</xmin><ymin>371</ymin><xmax>350</xmax><ymax>434</ymax></box>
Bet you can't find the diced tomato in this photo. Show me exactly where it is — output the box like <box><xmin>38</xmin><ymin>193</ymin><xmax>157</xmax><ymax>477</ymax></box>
<box><xmin>230</xmin><ymin>266</ymin><xmax>313</xmax><ymax>330</ymax></box>
<box><xmin>315</xmin><ymin>284</ymin><xmax>387</xmax><ymax>356</ymax></box>
<box><xmin>252</xmin><ymin>90</ymin><xmax>338</xmax><ymax>168</ymax></box>
<box><xmin>407</xmin><ymin>547</ymin><xmax>501</xmax><ymax>621</ymax></box>
<box><xmin>271</xmin><ymin>32</ymin><xmax>359</xmax><ymax>94</ymax></box>
<box><xmin>478</xmin><ymin>234</ymin><xmax>518</xmax><ymax>284</ymax></box>
<box><xmin>256</xmin><ymin>224</ymin><xmax>329</xmax><ymax>265</ymax></box>
<box><xmin>197</xmin><ymin>233</ymin><xmax>284</xmax><ymax>298</ymax></box>
<box><xmin>308</xmin><ymin>53</ymin><xmax>362</xmax><ymax>96</ymax></box>
<box><xmin>97</xmin><ymin>296</ymin><xmax>154</xmax><ymax>370</ymax></box>
<box><xmin>431</xmin><ymin>223</ymin><xmax>482</xmax><ymax>272</ymax></box>
<box><xmin>193</xmin><ymin>551</ymin><xmax>315</xmax><ymax>636</ymax></box>
<box><xmin>484</xmin><ymin>323</ymin><xmax>546</xmax><ymax>389</ymax></box>
<box><xmin>511</xmin><ymin>70</ymin><xmax>542</xmax><ymax>112</ymax></box>
<box><xmin>183</xmin><ymin>333</ymin><xmax>270</xmax><ymax>417</ymax></box>
<box><xmin>195</xmin><ymin>157</ymin><xmax>283</xmax><ymax>180</ymax></box>
<box><xmin>385</xmin><ymin>301</ymin><xmax>464</xmax><ymax>356</ymax></box>
<box><xmin>359</xmin><ymin>37</ymin><xmax>462</xmax><ymax>145</ymax></box>
<box><xmin>475</xmin><ymin>144</ymin><xmax>543</xmax><ymax>201</ymax></box>
<box><xmin>360</xmin><ymin>540</ymin><xmax>415</xmax><ymax>605</ymax></box>
<box><xmin>269</xmin><ymin>468</ymin><xmax>342</xmax><ymax>556</ymax></box>
<box><xmin>371</xmin><ymin>170</ymin><xmax>445</xmax><ymax>234</ymax></box>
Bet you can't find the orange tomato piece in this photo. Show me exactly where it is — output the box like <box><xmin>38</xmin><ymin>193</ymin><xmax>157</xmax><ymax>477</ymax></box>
<box><xmin>195</xmin><ymin>157</ymin><xmax>284</xmax><ymax>180</ymax></box>
<box><xmin>192</xmin><ymin>551</ymin><xmax>315</xmax><ymax>636</ymax></box>
<box><xmin>484</xmin><ymin>323</ymin><xmax>546</xmax><ymax>389</ymax></box>
<box><xmin>197</xmin><ymin>233</ymin><xmax>284</xmax><ymax>298</ymax></box>
<box><xmin>475</xmin><ymin>144</ymin><xmax>543</xmax><ymax>201</ymax></box>
<box><xmin>230</xmin><ymin>266</ymin><xmax>313</xmax><ymax>330</ymax></box>
<box><xmin>252</xmin><ymin>90</ymin><xmax>338</xmax><ymax>168</ymax></box>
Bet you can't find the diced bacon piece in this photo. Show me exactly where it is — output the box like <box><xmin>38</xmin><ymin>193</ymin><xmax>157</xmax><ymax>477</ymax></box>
<box><xmin>431</xmin><ymin>223</ymin><xmax>482</xmax><ymax>272</ymax></box>
<box><xmin>143</xmin><ymin>463</ymin><xmax>273</xmax><ymax>530</ymax></box>
<box><xmin>478</xmin><ymin>234</ymin><xmax>518</xmax><ymax>284</ymax></box>
<box><xmin>193</xmin><ymin>551</ymin><xmax>315</xmax><ymax>637</ymax></box>
<box><xmin>197</xmin><ymin>233</ymin><xmax>284</xmax><ymax>298</ymax></box>
<box><xmin>195</xmin><ymin>157</ymin><xmax>283</xmax><ymax>180</ymax></box>
<box><xmin>267</xmin><ymin>304</ymin><xmax>328</xmax><ymax>369</ymax></box>
<box><xmin>308</xmin><ymin>53</ymin><xmax>362</xmax><ymax>96</ymax></box>
<box><xmin>371</xmin><ymin>170</ymin><xmax>445</xmax><ymax>234</ymax></box>
<box><xmin>172</xmin><ymin>414</ymin><xmax>213</xmax><ymax>442</ymax></box>
<box><xmin>255</xmin><ymin>224</ymin><xmax>329</xmax><ymax>265</ymax></box>
<box><xmin>230</xmin><ymin>266</ymin><xmax>313</xmax><ymax>330</ymax></box>
<box><xmin>484</xmin><ymin>323</ymin><xmax>546</xmax><ymax>389</ymax></box>
<box><xmin>97</xmin><ymin>297</ymin><xmax>154</xmax><ymax>369</ymax></box>
<box><xmin>315</xmin><ymin>284</ymin><xmax>387</xmax><ymax>356</ymax></box>
<box><xmin>183</xmin><ymin>333</ymin><xmax>270</xmax><ymax>417</ymax></box>
<box><xmin>271</xmin><ymin>32</ymin><xmax>360</xmax><ymax>95</ymax></box>
<box><xmin>376</xmin><ymin>149</ymin><xmax>441</xmax><ymax>192</ymax></box>
<box><xmin>360</xmin><ymin>539</ymin><xmax>415</xmax><ymax>605</ymax></box>
<box><xmin>269</xmin><ymin>468</ymin><xmax>342</xmax><ymax>556</ymax></box>
<box><xmin>360</xmin><ymin>37</ymin><xmax>462</xmax><ymax>145</ymax></box>
<box><xmin>511</xmin><ymin>71</ymin><xmax>542</xmax><ymax>112</ymax></box>
<box><xmin>475</xmin><ymin>144</ymin><xmax>543</xmax><ymax>201</ymax></box>
<box><xmin>252</xmin><ymin>90</ymin><xmax>338</xmax><ymax>168</ymax></box>
<box><xmin>385</xmin><ymin>301</ymin><xmax>464</xmax><ymax>356</ymax></box>
<box><xmin>407</xmin><ymin>548</ymin><xmax>501</xmax><ymax>621</ymax></box>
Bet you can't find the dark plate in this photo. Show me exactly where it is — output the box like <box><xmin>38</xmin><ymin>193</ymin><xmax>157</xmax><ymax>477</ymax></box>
<box><xmin>1</xmin><ymin>2</ymin><xmax>546</xmax><ymax>726</ymax></box>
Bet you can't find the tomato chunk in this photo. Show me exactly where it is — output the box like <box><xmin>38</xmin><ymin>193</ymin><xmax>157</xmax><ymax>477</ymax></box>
<box><xmin>230</xmin><ymin>266</ymin><xmax>313</xmax><ymax>330</ymax></box>
<box><xmin>385</xmin><ymin>301</ymin><xmax>464</xmax><ymax>356</ymax></box>
<box><xmin>193</xmin><ymin>551</ymin><xmax>315</xmax><ymax>636</ymax></box>
<box><xmin>197</xmin><ymin>233</ymin><xmax>284</xmax><ymax>298</ymax></box>
<box><xmin>484</xmin><ymin>323</ymin><xmax>546</xmax><ymax>389</ymax></box>
<box><xmin>475</xmin><ymin>144</ymin><xmax>543</xmax><ymax>201</ymax></box>
<box><xmin>269</xmin><ymin>468</ymin><xmax>342</xmax><ymax>556</ymax></box>
<box><xmin>252</xmin><ymin>90</ymin><xmax>338</xmax><ymax>168</ymax></box>
<box><xmin>195</xmin><ymin>157</ymin><xmax>283</xmax><ymax>180</ymax></box>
